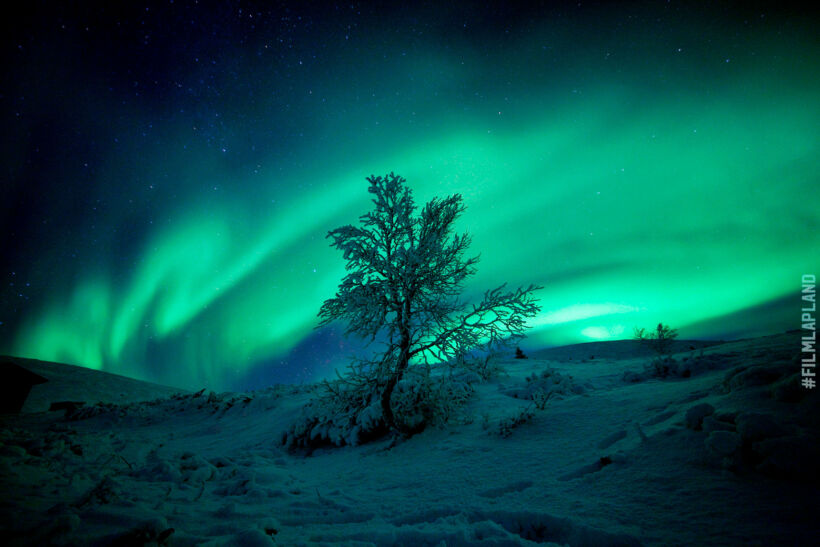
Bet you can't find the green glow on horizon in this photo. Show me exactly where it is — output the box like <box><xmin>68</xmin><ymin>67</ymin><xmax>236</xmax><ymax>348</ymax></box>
<box><xmin>580</xmin><ymin>326</ymin><xmax>626</xmax><ymax>340</ymax></box>
<box><xmin>7</xmin><ymin>16</ymin><xmax>819</xmax><ymax>390</ymax></box>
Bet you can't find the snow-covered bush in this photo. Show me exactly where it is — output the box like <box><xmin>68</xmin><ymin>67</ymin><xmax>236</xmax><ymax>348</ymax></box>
<box><xmin>623</xmin><ymin>353</ymin><xmax>728</xmax><ymax>382</ymax></box>
<box><xmin>65</xmin><ymin>401</ymin><xmax>123</xmax><ymax>421</ymax></box>
<box><xmin>504</xmin><ymin>367</ymin><xmax>585</xmax><ymax>401</ymax></box>
<box><xmin>391</xmin><ymin>367</ymin><xmax>476</xmax><ymax>430</ymax></box>
<box><xmin>283</xmin><ymin>387</ymin><xmax>384</xmax><ymax>451</ymax></box>
<box><xmin>496</xmin><ymin>408</ymin><xmax>535</xmax><ymax>437</ymax></box>
<box><xmin>646</xmin><ymin>357</ymin><xmax>679</xmax><ymax>379</ymax></box>
<box><xmin>532</xmin><ymin>389</ymin><xmax>554</xmax><ymax>410</ymax></box>
<box><xmin>283</xmin><ymin>366</ymin><xmax>476</xmax><ymax>452</ymax></box>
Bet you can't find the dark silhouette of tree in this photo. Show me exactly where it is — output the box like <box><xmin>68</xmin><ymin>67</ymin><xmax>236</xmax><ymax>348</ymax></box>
<box><xmin>319</xmin><ymin>173</ymin><xmax>541</xmax><ymax>435</ymax></box>
<box><xmin>634</xmin><ymin>323</ymin><xmax>678</xmax><ymax>357</ymax></box>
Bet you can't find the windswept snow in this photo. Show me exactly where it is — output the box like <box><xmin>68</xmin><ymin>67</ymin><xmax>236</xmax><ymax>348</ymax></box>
<box><xmin>1</xmin><ymin>332</ymin><xmax>817</xmax><ymax>545</ymax></box>
<box><xmin>1</xmin><ymin>356</ymin><xmax>190</xmax><ymax>413</ymax></box>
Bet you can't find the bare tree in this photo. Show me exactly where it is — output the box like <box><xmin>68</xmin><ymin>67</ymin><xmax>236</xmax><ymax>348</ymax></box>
<box><xmin>318</xmin><ymin>173</ymin><xmax>541</xmax><ymax>435</ymax></box>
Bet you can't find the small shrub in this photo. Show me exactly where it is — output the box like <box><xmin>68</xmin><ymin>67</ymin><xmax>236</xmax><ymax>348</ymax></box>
<box><xmin>497</xmin><ymin>408</ymin><xmax>535</xmax><ymax>437</ymax></box>
<box><xmin>649</xmin><ymin>357</ymin><xmax>676</xmax><ymax>378</ymax></box>
<box><xmin>505</xmin><ymin>367</ymin><xmax>585</xmax><ymax>400</ymax></box>
<box><xmin>634</xmin><ymin>323</ymin><xmax>678</xmax><ymax>357</ymax></box>
<box><xmin>532</xmin><ymin>389</ymin><xmax>555</xmax><ymax>410</ymax></box>
<box><xmin>624</xmin><ymin>352</ymin><xmax>728</xmax><ymax>383</ymax></box>
<box><xmin>629</xmin><ymin>323</ymin><xmax>685</xmax><ymax>381</ymax></box>
<box><xmin>515</xmin><ymin>347</ymin><xmax>528</xmax><ymax>359</ymax></box>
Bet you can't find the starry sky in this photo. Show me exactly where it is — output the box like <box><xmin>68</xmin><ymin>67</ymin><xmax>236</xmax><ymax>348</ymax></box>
<box><xmin>1</xmin><ymin>1</ymin><xmax>818</xmax><ymax>391</ymax></box>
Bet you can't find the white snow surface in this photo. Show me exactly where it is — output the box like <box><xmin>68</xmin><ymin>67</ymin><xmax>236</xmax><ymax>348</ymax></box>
<box><xmin>1</xmin><ymin>332</ymin><xmax>817</xmax><ymax>546</ymax></box>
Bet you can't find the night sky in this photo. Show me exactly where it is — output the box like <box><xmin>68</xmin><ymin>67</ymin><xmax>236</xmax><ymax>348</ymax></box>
<box><xmin>1</xmin><ymin>1</ymin><xmax>817</xmax><ymax>391</ymax></box>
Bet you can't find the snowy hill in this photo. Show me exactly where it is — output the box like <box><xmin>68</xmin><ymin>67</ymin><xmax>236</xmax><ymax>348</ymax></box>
<box><xmin>527</xmin><ymin>338</ymin><xmax>723</xmax><ymax>362</ymax></box>
<box><xmin>1</xmin><ymin>356</ymin><xmax>190</xmax><ymax>413</ymax></box>
<box><xmin>0</xmin><ymin>332</ymin><xmax>817</xmax><ymax>546</ymax></box>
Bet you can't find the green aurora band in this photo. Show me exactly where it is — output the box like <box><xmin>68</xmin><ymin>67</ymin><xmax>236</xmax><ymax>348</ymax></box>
<box><xmin>4</xmin><ymin>8</ymin><xmax>818</xmax><ymax>391</ymax></box>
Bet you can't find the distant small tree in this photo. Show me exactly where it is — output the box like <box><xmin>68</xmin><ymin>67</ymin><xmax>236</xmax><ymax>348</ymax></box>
<box><xmin>634</xmin><ymin>323</ymin><xmax>678</xmax><ymax>359</ymax></box>
<box><xmin>515</xmin><ymin>347</ymin><xmax>528</xmax><ymax>359</ymax></box>
<box><xmin>318</xmin><ymin>173</ymin><xmax>541</xmax><ymax>436</ymax></box>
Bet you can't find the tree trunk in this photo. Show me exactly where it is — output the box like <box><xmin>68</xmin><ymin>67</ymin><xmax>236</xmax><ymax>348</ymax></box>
<box><xmin>381</xmin><ymin>332</ymin><xmax>409</xmax><ymax>433</ymax></box>
<box><xmin>381</xmin><ymin>298</ymin><xmax>416</xmax><ymax>435</ymax></box>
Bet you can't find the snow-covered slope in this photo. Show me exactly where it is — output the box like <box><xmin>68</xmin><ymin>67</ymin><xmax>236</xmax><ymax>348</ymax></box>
<box><xmin>1</xmin><ymin>356</ymin><xmax>190</xmax><ymax>413</ymax></box>
<box><xmin>0</xmin><ymin>332</ymin><xmax>817</xmax><ymax>546</ymax></box>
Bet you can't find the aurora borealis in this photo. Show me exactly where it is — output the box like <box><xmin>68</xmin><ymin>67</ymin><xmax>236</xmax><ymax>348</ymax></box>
<box><xmin>1</xmin><ymin>2</ymin><xmax>818</xmax><ymax>391</ymax></box>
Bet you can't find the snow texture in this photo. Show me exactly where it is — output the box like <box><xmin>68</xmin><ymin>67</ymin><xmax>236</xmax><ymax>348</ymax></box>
<box><xmin>1</xmin><ymin>331</ymin><xmax>818</xmax><ymax>545</ymax></box>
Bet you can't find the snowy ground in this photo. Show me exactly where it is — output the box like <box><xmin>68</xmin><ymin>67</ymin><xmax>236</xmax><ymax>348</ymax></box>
<box><xmin>1</xmin><ymin>332</ymin><xmax>817</xmax><ymax>546</ymax></box>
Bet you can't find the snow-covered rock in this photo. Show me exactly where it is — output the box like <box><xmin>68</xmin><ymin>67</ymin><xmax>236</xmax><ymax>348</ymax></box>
<box><xmin>752</xmin><ymin>435</ymin><xmax>820</xmax><ymax>483</ymax></box>
<box><xmin>685</xmin><ymin>403</ymin><xmax>715</xmax><ymax>430</ymax></box>
<box><xmin>735</xmin><ymin>412</ymin><xmax>787</xmax><ymax>443</ymax></box>
<box><xmin>706</xmin><ymin>431</ymin><xmax>741</xmax><ymax>457</ymax></box>
<box><xmin>701</xmin><ymin>416</ymin><xmax>735</xmax><ymax>434</ymax></box>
